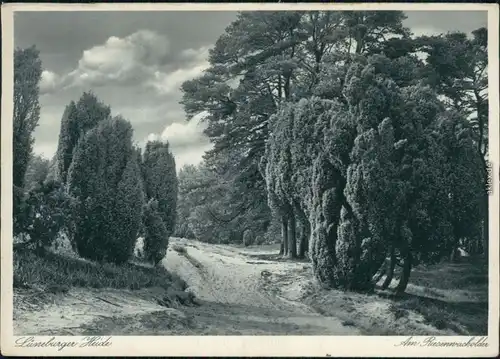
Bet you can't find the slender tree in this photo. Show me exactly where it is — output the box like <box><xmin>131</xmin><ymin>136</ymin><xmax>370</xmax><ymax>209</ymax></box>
<box><xmin>142</xmin><ymin>199</ymin><xmax>169</xmax><ymax>266</ymax></box>
<box><xmin>13</xmin><ymin>46</ymin><xmax>42</xmax><ymax>235</ymax></box>
<box><xmin>142</xmin><ymin>141</ymin><xmax>178</xmax><ymax>235</ymax></box>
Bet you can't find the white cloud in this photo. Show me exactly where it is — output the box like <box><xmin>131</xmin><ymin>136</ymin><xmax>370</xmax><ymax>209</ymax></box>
<box><xmin>148</xmin><ymin>63</ymin><xmax>209</xmax><ymax>95</ymax></box>
<box><xmin>178</xmin><ymin>46</ymin><xmax>211</xmax><ymax>65</ymax></box>
<box><xmin>146</xmin><ymin>46</ymin><xmax>210</xmax><ymax>95</ymax></box>
<box><xmin>62</xmin><ymin>29</ymin><xmax>169</xmax><ymax>89</ymax></box>
<box><xmin>172</xmin><ymin>144</ymin><xmax>213</xmax><ymax>170</ymax></box>
<box><xmin>39</xmin><ymin>70</ymin><xmax>62</xmax><ymax>95</ymax></box>
<box><xmin>43</xmin><ymin>32</ymin><xmax>211</xmax><ymax>99</ymax></box>
<box><xmin>144</xmin><ymin>111</ymin><xmax>213</xmax><ymax>169</ymax></box>
<box><xmin>160</xmin><ymin>111</ymin><xmax>209</xmax><ymax>145</ymax></box>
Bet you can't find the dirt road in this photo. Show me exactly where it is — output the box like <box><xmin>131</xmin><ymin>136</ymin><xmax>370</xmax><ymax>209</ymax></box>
<box><xmin>14</xmin><ymin>238</ymin><xmax>360</xmax><ymax>335</ymax></box>
<box><xmin>160</xmin><ymin>238</ymin><xmax>361</xmax><ymax>335</ymax></box>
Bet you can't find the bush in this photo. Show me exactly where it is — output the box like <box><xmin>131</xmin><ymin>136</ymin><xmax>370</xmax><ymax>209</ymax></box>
<box><xmin>18</xmin><ymin>180</ymin><xmax>72</xmax><ymax>254</ymax></box>
<box><xmin>142</xmin><ymin>199</ymin><xmax>169</xmax><ymax>266</ymax></box>
<box><xmin>24</xmin><ymin>154</ymin><xmax>50</xmax><ymax>191</ymax></box>
<box><xmin>49</xmin><ymin>232</ymin><xmax>75</xmax><ymax>256</ymax></box>
<box><xmin>243</xmin><ymin>230</ymin><xmax>255</xmax><ymax>247</ymax></box>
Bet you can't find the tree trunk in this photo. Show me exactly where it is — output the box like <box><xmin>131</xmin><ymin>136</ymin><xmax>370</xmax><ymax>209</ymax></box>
<box><xmin>281</xmin><ymin>216</ymin><xmax>289</xmax><ymax>257</ymax></box>
<box><xmin>373</xmin><ymin>256</ymin><xmax>388</xmax><ymax>284</ymax></box>
<box><xmin>395</xmin><ymin>251</ymin><xmax>413</xmax><ymax>295</ymax></box>
<box><xmin>373</xmin><ymin>266</ymin><xmax>385</xmax><ymax>284</ymax></box>
<box><xmin>449</xmin><ymin>241</ymin><xmax>458</xmax><ymax>262</ymax></box>
<box><xmin>294</xmin><ymin>204</ymin><xmax>309</xmax><ymax>259</ymax></box>
<box><xmin>288</xmin><ymin>212</ymin><xmax>297</xmax><ymax>259</ymax></box>
<box><xmin>298</xmin><ymin>222</ymin><xmax>309</xmax><ymax>259</ymax></box>
<box><xmin>381</xmin><ymin>247</ymin><xmax>396</xmax><ymax>290</ymax></box>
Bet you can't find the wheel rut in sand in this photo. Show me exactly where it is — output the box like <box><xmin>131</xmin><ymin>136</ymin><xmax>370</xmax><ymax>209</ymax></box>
<box><xmin>163</xmin><ymin>239</ymin><xmax>361</xmax><ymax>335</ymax></box>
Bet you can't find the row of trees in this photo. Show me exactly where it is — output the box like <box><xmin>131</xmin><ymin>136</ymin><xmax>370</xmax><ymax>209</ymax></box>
<box><xmin>264</xmin><ymin>59</ymin><xmax>484</xmax><ymax>292</ymax></box>
<box><xmin>175</xmin><ymin>162</ymin><xmax>272</xmax><ymax>246</ymax></box>
<box><xmin>180</xmin><ymin>11</ymin><xmax>489</xmax><ymax>293</ymax></box>
<box><xmin>13</xmin><ymin>47</ymin><xmax>178</xmax><ymax>265</ymax></box>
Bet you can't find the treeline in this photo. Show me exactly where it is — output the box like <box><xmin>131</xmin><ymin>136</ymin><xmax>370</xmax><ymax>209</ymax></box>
<box><xmin>179</xmin><ymin>11</ymin><xmax>488</xmax><ymax>293</ymax></box>
<box><xmin>175</xmin><ymin>162</ymin><xmax>272</xmax><ymax>246</ymax></box>
<box><xmin>13</xmin><ymin>48</ymin><xmax>178</xmax><ymax>266</ymax></box>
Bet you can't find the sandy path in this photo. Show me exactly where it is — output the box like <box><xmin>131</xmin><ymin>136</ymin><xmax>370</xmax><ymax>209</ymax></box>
<box><xmin>161</xmin><ymin>238</ymin><xmax>360</xmax><ymax>335</ymax></box>
<box><xmin>14</xmin><ymin>239</ymin><xmax>359</xmax><ymax>335</ymax></box>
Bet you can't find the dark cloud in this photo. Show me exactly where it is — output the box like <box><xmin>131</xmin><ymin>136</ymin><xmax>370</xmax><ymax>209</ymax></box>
<box><xmin>14</xmin><ymin>10</ymin><xmax>488</xmax><ymax>164</ymax></box>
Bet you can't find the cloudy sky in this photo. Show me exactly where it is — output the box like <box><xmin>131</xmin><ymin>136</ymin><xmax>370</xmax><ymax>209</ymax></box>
<box><xmin>14</xmin><ymin>10</ymin><xmax>487</xmax><ymax>168</ymax></box>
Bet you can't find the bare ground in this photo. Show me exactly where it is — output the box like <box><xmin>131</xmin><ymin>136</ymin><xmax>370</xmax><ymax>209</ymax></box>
<box><xmin>13</xmin><ymin>238</ymin><xmax>487</xmax><ymax>335</ymax></box>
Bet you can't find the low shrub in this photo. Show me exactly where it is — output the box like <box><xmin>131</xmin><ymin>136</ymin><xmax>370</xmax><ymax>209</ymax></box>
<box><xmin>172</xmin><ymin>244</ymin><xmax>187</xmax><ymax>254</ymax></box>
<box><xmin>243</xmin><ymin>230</ymin><xmax>255</xmax><ymax>247</ymax></box>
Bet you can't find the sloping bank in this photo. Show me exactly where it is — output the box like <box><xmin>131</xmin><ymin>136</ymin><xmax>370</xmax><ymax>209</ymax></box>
<box><xmin>13</xmin><ymin>247</ymin><xmax>195</xmax><ymax>335</ymax></box>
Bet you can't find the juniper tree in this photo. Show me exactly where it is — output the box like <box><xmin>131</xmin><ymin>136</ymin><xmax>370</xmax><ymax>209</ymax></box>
<box><xmin>142</xmin><ymin>199</ymin><xmax>169</xmax><ymax>266</ymax></box>
<box><xmin>265</xmin><ymin>54</ymin><xmax>485</xmax><ymax>293</ymax></box>
<box><xmin>67</xmin><ymin>116</ymin><xmax>143</xmax><ymax>264</ymax></box>
<box><xmin>263</xmin><ymin>109</ymin><xmax>294</xmax><ymax>257</ymax></box>
<box><xmin>54</xmin><ymin>101</ymin><xmax>78</xmax><ymax>183</ymax></box>
<box><xmin>142</xmin><ymin>141</ymin><xmax>178</xmax><ymax>236</ymax></box>
<box><xmin>140</xmin><ymin>141</ymin><xmax>178</xmax><ymax>262</ymax></box>
<box><xmin>55</xmin><ymin>92</ymin><xmax>111</xmax><ymax>183</ymax></box>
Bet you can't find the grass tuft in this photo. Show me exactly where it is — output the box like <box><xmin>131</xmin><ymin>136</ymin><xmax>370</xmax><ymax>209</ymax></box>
<box><xmin>172</xmin><ymin>244</ymin><xmax>187</xmax><ymax>254</ymax></box>
<box><xmin>14</xmin><ymin>249</ymin><xmax>186</xmax><ymax>292</ymax></box>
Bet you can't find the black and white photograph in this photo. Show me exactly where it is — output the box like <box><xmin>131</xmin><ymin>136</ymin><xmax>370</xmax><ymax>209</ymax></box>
<box><xmin>1</xmin><ymin>3</ymin><xmax>499</xmax><ymax>357</ymax></box>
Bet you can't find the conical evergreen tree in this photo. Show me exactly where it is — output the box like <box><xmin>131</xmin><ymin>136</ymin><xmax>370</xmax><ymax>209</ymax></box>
<box><xmin>55</xmin><ymin>92</ymin><xmax>111</xmax><ymax>184</ymax></box>
<box><xmin>142</xmin><ymin>141</ymin><xmax>178</xmax><ymax>236</ymax></box>
<box><xmin>67</xmin><ymin>116</ymin><xmax>143</xmax><ymax>264</ymax></box>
